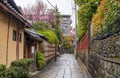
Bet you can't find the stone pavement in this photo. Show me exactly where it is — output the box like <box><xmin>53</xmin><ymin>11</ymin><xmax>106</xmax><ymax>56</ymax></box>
<box><xmin>39</xmin><ymin>54</ymin><xmax>91</xmax><ymax>78</ymax></box>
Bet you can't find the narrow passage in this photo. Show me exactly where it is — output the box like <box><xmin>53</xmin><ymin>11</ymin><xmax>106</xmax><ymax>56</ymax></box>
<box><xmin>39</xmin><ymin>54</ymin><xmax>91</xmax><ymax>78</ymax></box>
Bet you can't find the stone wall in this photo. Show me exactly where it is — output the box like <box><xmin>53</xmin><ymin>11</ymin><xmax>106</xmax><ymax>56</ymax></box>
<box><xmin>77</xmin><ymin>50</ymin><xmax>88</xmax><ymax>66</ymax></box>
<box><xmin>91</xmin><ymin>33</ymin><xmax>120</xmax><ymax>57</ymax></box>
<box><xmin>88</xmin><ymin>55</ymin><xmax>120</xmax><ymax>78</ymax></box>
<box><xmin>88</xmin><ymin>33</ymin><xmax>120</xmax><ymax>78</ymax></box>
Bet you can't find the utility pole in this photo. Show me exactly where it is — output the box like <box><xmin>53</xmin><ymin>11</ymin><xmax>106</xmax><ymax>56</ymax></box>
<box><xmin>47</xmin><ymin>0</ymin><xmax>58</xmax><ymax>61</ymax></box>
<box><xmin>55</xmin><ymin>5</ymin><xmax>59</xmax><ymax>27</ymax></box>
<box><xmin>74</xmin><ymin>4</ymin><xmax>78</xmax><ymax>59</ymax></box>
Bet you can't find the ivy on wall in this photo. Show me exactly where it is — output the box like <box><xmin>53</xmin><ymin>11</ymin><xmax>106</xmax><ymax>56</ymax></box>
<box><xmin>75</xmin><ymin>0</ymin><xmax>100</xmax><ymax>40</ymax></box>
<box><xmin>75</xmin><ymin>0</ymin><xmax>100</xmax><ymax>6</ymax></box>
<box><xmin>91</xmin><ymin>0</ymin><xmax>120</xmax><ymax>38</ymax></box>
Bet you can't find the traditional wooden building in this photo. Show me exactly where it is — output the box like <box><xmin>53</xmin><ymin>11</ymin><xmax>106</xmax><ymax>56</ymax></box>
<box><xmin>0</xmin><ymin>0</ymin><xmax>58</xmax><ymax>67</ymax></box>
<box><xmin>24</xmin><ymin>29</ymin><xmax>57</xmax><ymax>63</ymax></box>
<box><xmin>24</xmin><ymin>29</ymin><xmax>47</xmax><ymax>58</ymax></box>
<box><xmin>0</xmin><ymin>0</ymin><xmax>32</xmax><ymax>66</ymax></box>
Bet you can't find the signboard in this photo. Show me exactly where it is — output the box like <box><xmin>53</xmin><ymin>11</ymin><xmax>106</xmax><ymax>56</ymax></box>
<box><xmin>31</xmin><ymin>46</ymin><xmax>35</xmax><ymax>54</ymax></box>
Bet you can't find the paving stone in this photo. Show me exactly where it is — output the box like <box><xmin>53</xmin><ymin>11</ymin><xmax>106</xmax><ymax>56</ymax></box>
<box><xmin>39</xmin><ymin>54</ymin><xmax>91</xmax><ymax>78</ymax></box>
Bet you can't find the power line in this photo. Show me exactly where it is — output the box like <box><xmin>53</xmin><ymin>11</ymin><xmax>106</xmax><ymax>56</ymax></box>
<box><xmin>47</xmin><ymin>0</ymin><xmax>56</xmax><ymax>9</ymax></box>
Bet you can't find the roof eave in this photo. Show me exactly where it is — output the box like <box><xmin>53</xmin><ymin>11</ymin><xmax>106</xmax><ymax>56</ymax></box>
<box><xmin>0</xmin><ymin>1</ymin><xmax>32</xmax><ymax>28</ymax></box>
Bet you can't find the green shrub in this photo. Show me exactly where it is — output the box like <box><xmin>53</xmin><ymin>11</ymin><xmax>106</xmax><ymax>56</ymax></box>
<box><xmin>75</xmin><ymin>0</ymin><xmax>100</xmax><ymax>40</ymax></box>
<box><xmin>91</xmin><ymin>0</ymin><xmax>120</xmax><ymax>38</ymax></box>
<box><xmin>0</xmin><ymin>64</ymin><xmax>6</xmax><ymax>78</ymax></box>
<box><xmin>6</xmin><ymin>67</ymin><xmax>30</xmax><ymax>78</ymax></box>
<box><xmin>0</xmin><ymin>59</ymin><xmax>33</xmax><ymax>78</ymax></box>
<box><xmin>33</xmin><ymin>20</ymin><xmax>60</xmax><ymax>44</ymax></box>
<box><xmin>9</xmin><ymin>58</ymin><xmax>33</xmax><ymax>78</ymax></box>
<box><xmin>11</xmin><ymin>58</ymin><xmax>34</xmax><ymax>71</ymax></box>
<box><xmin>36</xmin><ymin>52</ymin><xmax>46</xmax><ymax>69</ymax></box>
<box><xmin>37</xmin><ymin>30</ymin><xmax>59</xmax><ymax>44</ymax></box>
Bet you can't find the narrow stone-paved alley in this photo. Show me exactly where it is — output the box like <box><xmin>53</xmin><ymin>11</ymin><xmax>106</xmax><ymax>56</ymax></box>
<box><xmin>39</xmin><ymin>54</ymin><xmax>91</xmax><ymax>78</ymax></box>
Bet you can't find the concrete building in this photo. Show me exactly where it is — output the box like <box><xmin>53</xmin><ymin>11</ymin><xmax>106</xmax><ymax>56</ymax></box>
<box><xmin>60</xmin><ymin>15</ymin><xmax>72</xmax><ymax>37</ymax></box>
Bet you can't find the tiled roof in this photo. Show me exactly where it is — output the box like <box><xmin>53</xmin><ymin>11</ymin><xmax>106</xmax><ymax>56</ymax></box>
<box><xmin>8</xmin><ymin>0</ymin><xmax>21</xmax><ymax>14</ymax></box>
<box><xmin>0</xmin><ymin>0</ymin><xmax>32</xmax><ymax>28</ymax></box>
<box><xmin>25</xmin><ymin>29</ymin><xmax>48</xmax><ymax>41</ymax></box>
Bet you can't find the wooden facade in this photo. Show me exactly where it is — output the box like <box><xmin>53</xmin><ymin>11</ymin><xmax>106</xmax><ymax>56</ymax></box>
<box><xmin>24</xmin><ymin>29</ymin><xmax>57</xmax><ymax>63</ymax></box>
<box><xmin>0</xmin><ymin>0</ymin><xmax>57</xmax><ymax>67</ymax></box>
<box><xmin>0</xmin><ymin>0</ymin><xmax>31</xmax><ymax>66</ymax></box>
<box><xmin>24</xmin><ymin>29</ymin><xmax>43</xmax><ymax>58</ymax></box>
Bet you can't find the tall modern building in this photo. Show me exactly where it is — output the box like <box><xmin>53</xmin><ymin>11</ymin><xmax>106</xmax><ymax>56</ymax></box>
<box><xmin>60</xmin><ymin>15</ymin><xmax>72</xmax><ymax>37</ymax></box>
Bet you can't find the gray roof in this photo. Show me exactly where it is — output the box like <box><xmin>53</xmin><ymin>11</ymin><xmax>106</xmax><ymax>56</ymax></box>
<box><xmin>25</xmin><ymin>29</ymin><xmax>48</xmax><ymax>41</ymax></box>
<box><xmin>62</xmin><ymin>15</ymin><xmax>71</xmax><ymax>17</ymax></box>
<box><xmin>0</xmin><ymin>0</ymin><xmax>32</xmax><ymax>27</ymax></box>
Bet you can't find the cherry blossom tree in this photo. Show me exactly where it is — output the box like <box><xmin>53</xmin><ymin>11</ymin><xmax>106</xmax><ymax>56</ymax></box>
<box><xmin>23</xmin><ymin>0</ymin><xmax>47</xmax><ymax>22</ymax></box>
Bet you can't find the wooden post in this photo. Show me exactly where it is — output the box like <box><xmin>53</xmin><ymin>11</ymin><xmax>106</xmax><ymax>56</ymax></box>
<box><xmin>55</xmin><ymin>44</ymin><xmax>57</xmax><ymax>61</ymax></box>
<box><xmin>6</xmin><ymin>16</ymin><xmax>10</xmax><ymax>66</ymax></box>
<box><xmin>88</xmin><ymin>21</ymin><xmax>91</xmax><ymax>68</ymax></box>
<box><xmin>32</xmin><ymin>41</ymin><xmax>37</xmax><ymax>71</ymax></box>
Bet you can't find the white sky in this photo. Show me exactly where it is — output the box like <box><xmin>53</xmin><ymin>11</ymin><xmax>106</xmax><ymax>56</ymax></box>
<box><xmin>14</xmin><ymin>0</ymin><xmax>75</xmax><ymax>27</ymax></box>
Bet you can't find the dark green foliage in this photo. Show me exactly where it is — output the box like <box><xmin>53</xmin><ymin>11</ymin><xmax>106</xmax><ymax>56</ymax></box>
<box><xmin>33</xmin><ymin>21</ymin><xmax>60</xmax><ymax>44</ymax></box>
<box><xmin>63</xmin><ymin>36</ymin><xmax>72</xmax><ymax>49</ymax></box>
<box><xmin>74</xmin><ymin>0</ymin><xmax>100</xmax><ymax>40</ymax></box>
<box><xmin>101</xmin><ymin>0</ymin><xmax>120</xmax><ymax>34</ymax></box>
<box><xmin>52</xmin><ymin>27</ymin><xmax>62</xmax><ymax>44</ymax></box>
<box><xmin>37</xmin><ymin>30</ymin><xmax>59</xmax><ymax>44</ymax></box>
<box><xmin>36</xmin><ymin>52</ymin><xmax>46</xmax><ymax>69</ymax></box>
<box><xmin>33</xmin><ymin>21</ymin><xmax>50</xmax><ymax>31</ymax></box>
<box><xmin>74</xmin><ymin>0</ymin><xmax>100</xmax><ymax>6</ymax></box>
<box><xmin>91</xmin><ymin>0</ymin><xmax>120</xmax><ymax>38</ymax></box>
<box><xmin>0</xmin><ymin>59</ymin><xmax>33</xmax><ymax>78</ymax></box>
<box><xmin>0</xmin><ymin>64</ymin><xmax>6</xmax><ymax>78</ymax></box>
<box><xmin>8</xmin><ymin>58</ymin><xmax>33</xmax><ymax>78</ymax></box>
<box><xmin>11</xmin><ymin>58</ymin><xmax>34</xmax><ymax>71</ymax></box>
<box><xmin>74</xmin><ymin>0</ymin><xmax>88</xmax><ymax>5</ymax></box>
<box><xmin>6</xmin><ymin>67</ymin><xmax>29</xmax><ymax>78</ymax></box>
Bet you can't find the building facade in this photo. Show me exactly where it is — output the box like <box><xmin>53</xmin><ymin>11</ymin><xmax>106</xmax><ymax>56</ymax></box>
<box><xmin>0</xmin><ymin>0</ymin><xmax>31</xmax><ymax>66</ymax></box>
<box><xmin>60</xmin><ymin>15</ymin><xmax>72</xmax><ymax>37</ymax></box>
<box><xmin>24</xmin><ymin>29</ymin><xmax>57</xmax><ymax>63</ymax></box>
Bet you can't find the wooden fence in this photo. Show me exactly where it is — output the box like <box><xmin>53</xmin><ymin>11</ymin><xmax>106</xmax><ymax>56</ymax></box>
<box><xmin>43</xmin><ymin>41</ymin><xmax>57</xmax><ymax>63</ymax></box>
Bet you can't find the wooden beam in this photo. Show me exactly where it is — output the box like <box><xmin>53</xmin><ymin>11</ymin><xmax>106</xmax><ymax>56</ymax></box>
<box><xmin>6</xmin><ymin>15</ymin><xmax>10</xmax><ymax>66</ymax></box>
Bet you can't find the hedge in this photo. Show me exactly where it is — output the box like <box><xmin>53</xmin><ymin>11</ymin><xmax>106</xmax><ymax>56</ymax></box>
<box><xmin>0</xmin><ymin>58</ymin><xmax>34</xmax><ymax>78</ymax></box>
<box><xmin>36</xmin><ymin>52</ymin><xmax>46</xmax><ymax>69</ymax></box>
<box><xmin>0</xmin><ymin>64</ymin><xmax>6</xmax><ymax>78</ymax></box>
<box><xmin>11</xmin><ymin>58</ymin><xmax>34</xmax><ymax>71</ymax></box>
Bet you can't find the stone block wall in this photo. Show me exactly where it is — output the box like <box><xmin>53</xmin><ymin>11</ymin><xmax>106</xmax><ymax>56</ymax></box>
<box><xmin>88</xmin><ymin>55</ymin><xmax>120</xmax><ymax>78</ymax></box>
<box><xmin>91</xmin><ymin>33</ymin><xmax>120</xmax><ymax>57</ymax></box>
<box><xmin>77</xmin><ymin>50</ymin><xmax>88</xmax><ymax>66</ymax></box>
<box><xmin>88</xmin><ymin>33</ymin><xmax>120</xmax><ymax>78</ymax></box>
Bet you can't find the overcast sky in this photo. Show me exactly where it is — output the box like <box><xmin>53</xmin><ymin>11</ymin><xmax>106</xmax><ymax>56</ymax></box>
<box><xmin>14</xmin><ymin>0</ymin><xmax>75</xmax><ymax>27</ymax></box>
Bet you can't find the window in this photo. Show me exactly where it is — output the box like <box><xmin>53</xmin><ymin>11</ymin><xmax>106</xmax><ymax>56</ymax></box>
<box><xmin>19</xmin><ymin>33</ymin><xmax>22</xmax><ymax>42</ymax></box>
<box><xmin>13</xmin><ymin>30</ymin><xmax>17</xmax><ymax>41</ymax></box>
<box><xmin>63</xmin><ymin>18</ymin><xmax>67</xmax><ymax>20</ymax></box>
